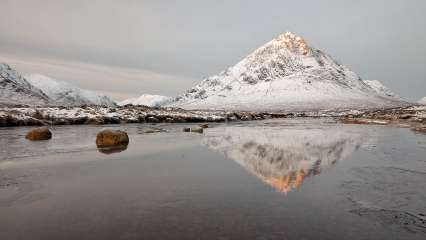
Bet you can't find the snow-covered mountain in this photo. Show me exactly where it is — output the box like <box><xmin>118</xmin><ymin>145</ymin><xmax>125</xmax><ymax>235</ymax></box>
<box><xmin>25</xmin><ymin>74</ymin><xmax>115</xmax><ymax>107</ymax></box>
<box><xmin>419</xmin><ymin>97</ymin><xmax>426</xmax><ymax>105</ymax></box>
<box><xmin>170</xmin><ymin>32</ymin><xmax>405</xmax><ymax>111</ymax></box>
<box><xmin>0</xmin><ymin>63</ymin><xmax>51</xmax><ymax>106</ymax></box>
<box><xmin>363</xmin><ymin>80</ymin><xmax>400</xmax><ymax>99</ymax></box>
<box><xmin>118</xmin><ymin>94</ymin><xmax>172</xmax><ymax>107</ymax></box>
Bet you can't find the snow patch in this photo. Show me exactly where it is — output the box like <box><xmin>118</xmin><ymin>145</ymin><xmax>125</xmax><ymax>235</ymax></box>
<box><xmin>118</xmin><ymin>94</ymin><xmax>172</xmax><ymax>107</ymax></box>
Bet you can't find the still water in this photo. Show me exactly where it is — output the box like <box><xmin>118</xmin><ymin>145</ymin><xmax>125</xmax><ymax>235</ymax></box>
<box><xmin>0</xmin><ymin>119</ymin><xmax>425</xmax><ymax>240</ymax></box>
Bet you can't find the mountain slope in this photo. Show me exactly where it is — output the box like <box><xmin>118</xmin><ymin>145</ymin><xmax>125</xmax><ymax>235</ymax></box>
<box><xmin>25</xmin><ymin>74</ymin><xmax>115</xmax><ymax>107</ymax></box>
<box><xmin>118</xmin><ymin>94</ymin><xmax>172</xmax><ymax>107</ymax></box>
<box><xmin>419</xmin><ymin>97</ymin><xmax>426</xmax><ymax>105</ymax></box>
<box><xmin>363</xmin><ymin>80</ymin><xmax>400</xmax><ymax>99</ymax></box>
<box><xmin>170</xmin><ymin>32</ymin><xmax>405</xmax><ymax>111</ymax></box>
<box><xmin>0</xmin><ymin>63</ymin><xmax>51</xmax><ymax>106</ymax></box>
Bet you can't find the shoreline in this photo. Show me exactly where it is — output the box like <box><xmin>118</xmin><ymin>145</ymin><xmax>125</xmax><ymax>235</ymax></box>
<box><xmin>0</xmin><ymin>105</ymin><xmax>425</xmax><ymax>129</ymax></box>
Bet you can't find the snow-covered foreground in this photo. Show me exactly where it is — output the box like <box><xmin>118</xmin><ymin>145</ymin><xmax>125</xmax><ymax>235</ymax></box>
<box><xmin>170</xmin><ymin>32</ymin><xmax>407</xmax><ymax>111</ymax></box>
<box><xmin>1</xmin><ymin>104</ymin><xmax>425</xmax><ymax>128</ymax></box>
<box><xmin>0</xmin><ymin>106</ymin><xmax>232</xmax><ymax>127</ymax></box>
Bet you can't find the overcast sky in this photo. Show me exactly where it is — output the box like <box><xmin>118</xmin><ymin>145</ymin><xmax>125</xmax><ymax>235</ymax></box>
<box><xmin>1</xmin><ymin>0</ymin><xmax>425</xmax><ymax>101</ymax></box>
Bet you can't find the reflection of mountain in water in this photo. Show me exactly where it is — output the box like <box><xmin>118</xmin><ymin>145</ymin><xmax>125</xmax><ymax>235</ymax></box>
<box><xmin>203</xmin><ymin>125</ymin><xmax>363</xmax><ymax>193</ymax></box>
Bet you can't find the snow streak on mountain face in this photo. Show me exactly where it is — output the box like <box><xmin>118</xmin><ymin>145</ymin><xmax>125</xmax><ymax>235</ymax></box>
<box><xmin>118</xmin><ymin>94</ymin><xmax>172</xmax><ymax>107</ymax></box>
<box><xmin>0</xmin><ymin>63</ymin><xmax>51</xmax><ymax>106</ymax></box>
<box><xmin>25</xmin><ymin>74</ymin><xmax>115</xmax><ymax>107</ymax></box>
<box><xmin>170</xmin><ymin>32</ymin><xmax>406</xmax><ymax>111</ymax></box>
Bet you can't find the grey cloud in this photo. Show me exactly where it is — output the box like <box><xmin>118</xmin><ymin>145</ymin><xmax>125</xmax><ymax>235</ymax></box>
<box><xmin>1</xmin><ymin>0</ymin><xmax>425</xmax><ymax>100</ymax></box>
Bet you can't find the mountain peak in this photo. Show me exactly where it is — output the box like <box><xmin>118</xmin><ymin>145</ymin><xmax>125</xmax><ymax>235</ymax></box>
<box><xmin>275</xmin><ymin>32</ymin><xmax>309</xmax><ymax>55</ymax></box>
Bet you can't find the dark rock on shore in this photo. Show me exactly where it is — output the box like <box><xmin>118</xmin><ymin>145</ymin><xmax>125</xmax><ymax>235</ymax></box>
<box><xmin>25</xmin><ymin>127</ymin><xmax>52</xmax><ymax>141</ymax></box>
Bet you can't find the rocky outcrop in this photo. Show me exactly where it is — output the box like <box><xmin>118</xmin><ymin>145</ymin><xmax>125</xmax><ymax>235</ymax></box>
<box><xmin>96</xmin><ymin>130</ymin><xmax>129</xmax><ymax>149</ymax></box>
<box><xmin>25</xmin><ymin>127</ymin><xmax>52</xmax><ymax>141</ymax></box>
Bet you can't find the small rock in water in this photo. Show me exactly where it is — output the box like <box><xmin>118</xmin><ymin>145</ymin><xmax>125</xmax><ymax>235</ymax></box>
<box><xmin>96</xmin><ymin>130</ymin><xmax>129</xmax><ymax>148</ymax></box>
<box><xmin>25</xmin><ymin>127</ymin><xmax>52</xmax><ymax>141</ymax></box>
<box><xmin>199</xmin><ymin>123</ymin><xmax>209</xmax><ymax>128</ymax></box>
<box><xmin>144</xmin><ymin>128</ymin><xmax>166</xmax><ymax>134</ymax></box>
<box><xmin>191</xmin><ymin>128</ymin><xmax>203</xmax><ymax>134</ymax></box>
<box><xmin>183</xmin><ymin>127</ymin><xmax>191</xmax><ymax>132</ymax></box>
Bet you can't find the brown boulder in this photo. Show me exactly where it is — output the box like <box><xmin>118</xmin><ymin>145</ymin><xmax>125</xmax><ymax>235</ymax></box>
<box><xmin>199</xmin><ymin>123</ymin><xmax>209</xmax><ymax>128</ymax></box>
<box><xmin>25</xmin><ymin>127</ymin><xmax>52</xmax><ymax>141</ymax></box>
<box><xmin>96</xmin><ymin>130</ymin><xmax>129</xmax><ymax>148</ymax></box>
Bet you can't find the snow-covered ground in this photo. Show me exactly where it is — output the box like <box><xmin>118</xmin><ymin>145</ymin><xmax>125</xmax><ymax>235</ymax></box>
<box><xmin>118</xmin><ymin>94</ymin><xmax>172</xmax><ymax>107</ymax></box>
<box><xmin>169</xmin><ymin>32</ymin><xmax>407</xmax><ymax>111</ymax></box>
<box><xmin>25</xmin><ymin>74</ymin><xmax>115</xmax><ymax>107</ymax></box>
<box><xmin>0</xmin><ymin>63</ymin><xmax>51</xmax><ymax>105</ymax></box>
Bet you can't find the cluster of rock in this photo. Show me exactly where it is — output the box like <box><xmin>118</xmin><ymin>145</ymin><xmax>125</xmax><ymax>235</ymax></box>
<box><xmin>183</xmin><ymin>123</ymin><xmax>209</xmax><ymax>134</ymax></box>
<box><xmin>24</xmin><ymin>126</ymin><xmax>130</xmax><ymax>154</ymax></box>
<box><xmin>281</xmin><ymin>32</ymin><xmax>309</xmax><ymax>55</ymax></box>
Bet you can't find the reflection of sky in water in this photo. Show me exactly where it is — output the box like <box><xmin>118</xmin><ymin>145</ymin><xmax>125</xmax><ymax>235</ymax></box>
<box><xmin>203</xmin><ymin>125</ymin><xmax>364</xmax><ymax>193</ymax></box>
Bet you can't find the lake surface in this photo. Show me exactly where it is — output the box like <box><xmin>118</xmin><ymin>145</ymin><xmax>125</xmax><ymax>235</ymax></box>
<box><xmin>0</xmin><ymin>119</ymin><xmax>425</xmax><ymax>240</ymax></box>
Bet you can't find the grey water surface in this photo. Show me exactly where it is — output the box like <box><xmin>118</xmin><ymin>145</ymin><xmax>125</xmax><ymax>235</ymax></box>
<box><xmin>0</xmin><ymin>119</ymin><xmax>425</xmax><ymax>240</ymax></box>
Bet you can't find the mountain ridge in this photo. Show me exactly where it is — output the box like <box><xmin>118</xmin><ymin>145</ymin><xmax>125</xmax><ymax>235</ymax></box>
<box><xmin>0</xmin><ymin>63</ymin><xmax>51</xmax><ymax>106</ymax></box>
<box><xmin>25</xmin><ymin>74</ymin><xmax>115</xmax><ymax>107</ymax></box>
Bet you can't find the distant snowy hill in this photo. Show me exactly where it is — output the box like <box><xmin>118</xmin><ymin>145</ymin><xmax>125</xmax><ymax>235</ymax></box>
<box><xmin>170</xmin><ymin>32</ymin><xmax>406</xmax><ymax>111</ymax></box>
<box><xmin>419</xmin><ymin>97</ymin><xmax>426</xmax><ymax>105</ymax></box>
<box><xmin>0</xmin><ymin>63</ymin><xmax>51</xmax><ymax>106</ymax></box>
<box><xmin>363</xmin><ymin>80</ymin><xmax>400</xmax><ymax>99</ymax></box>
<box><xmin>25</xmin><ymin>74</ymin><xmax>115</xmax><ymax>107</ymax></box>
<box><xmin>118</xmin><ymin>94</ymin><xmax>172</xmax><ymax>107</ymax></box>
